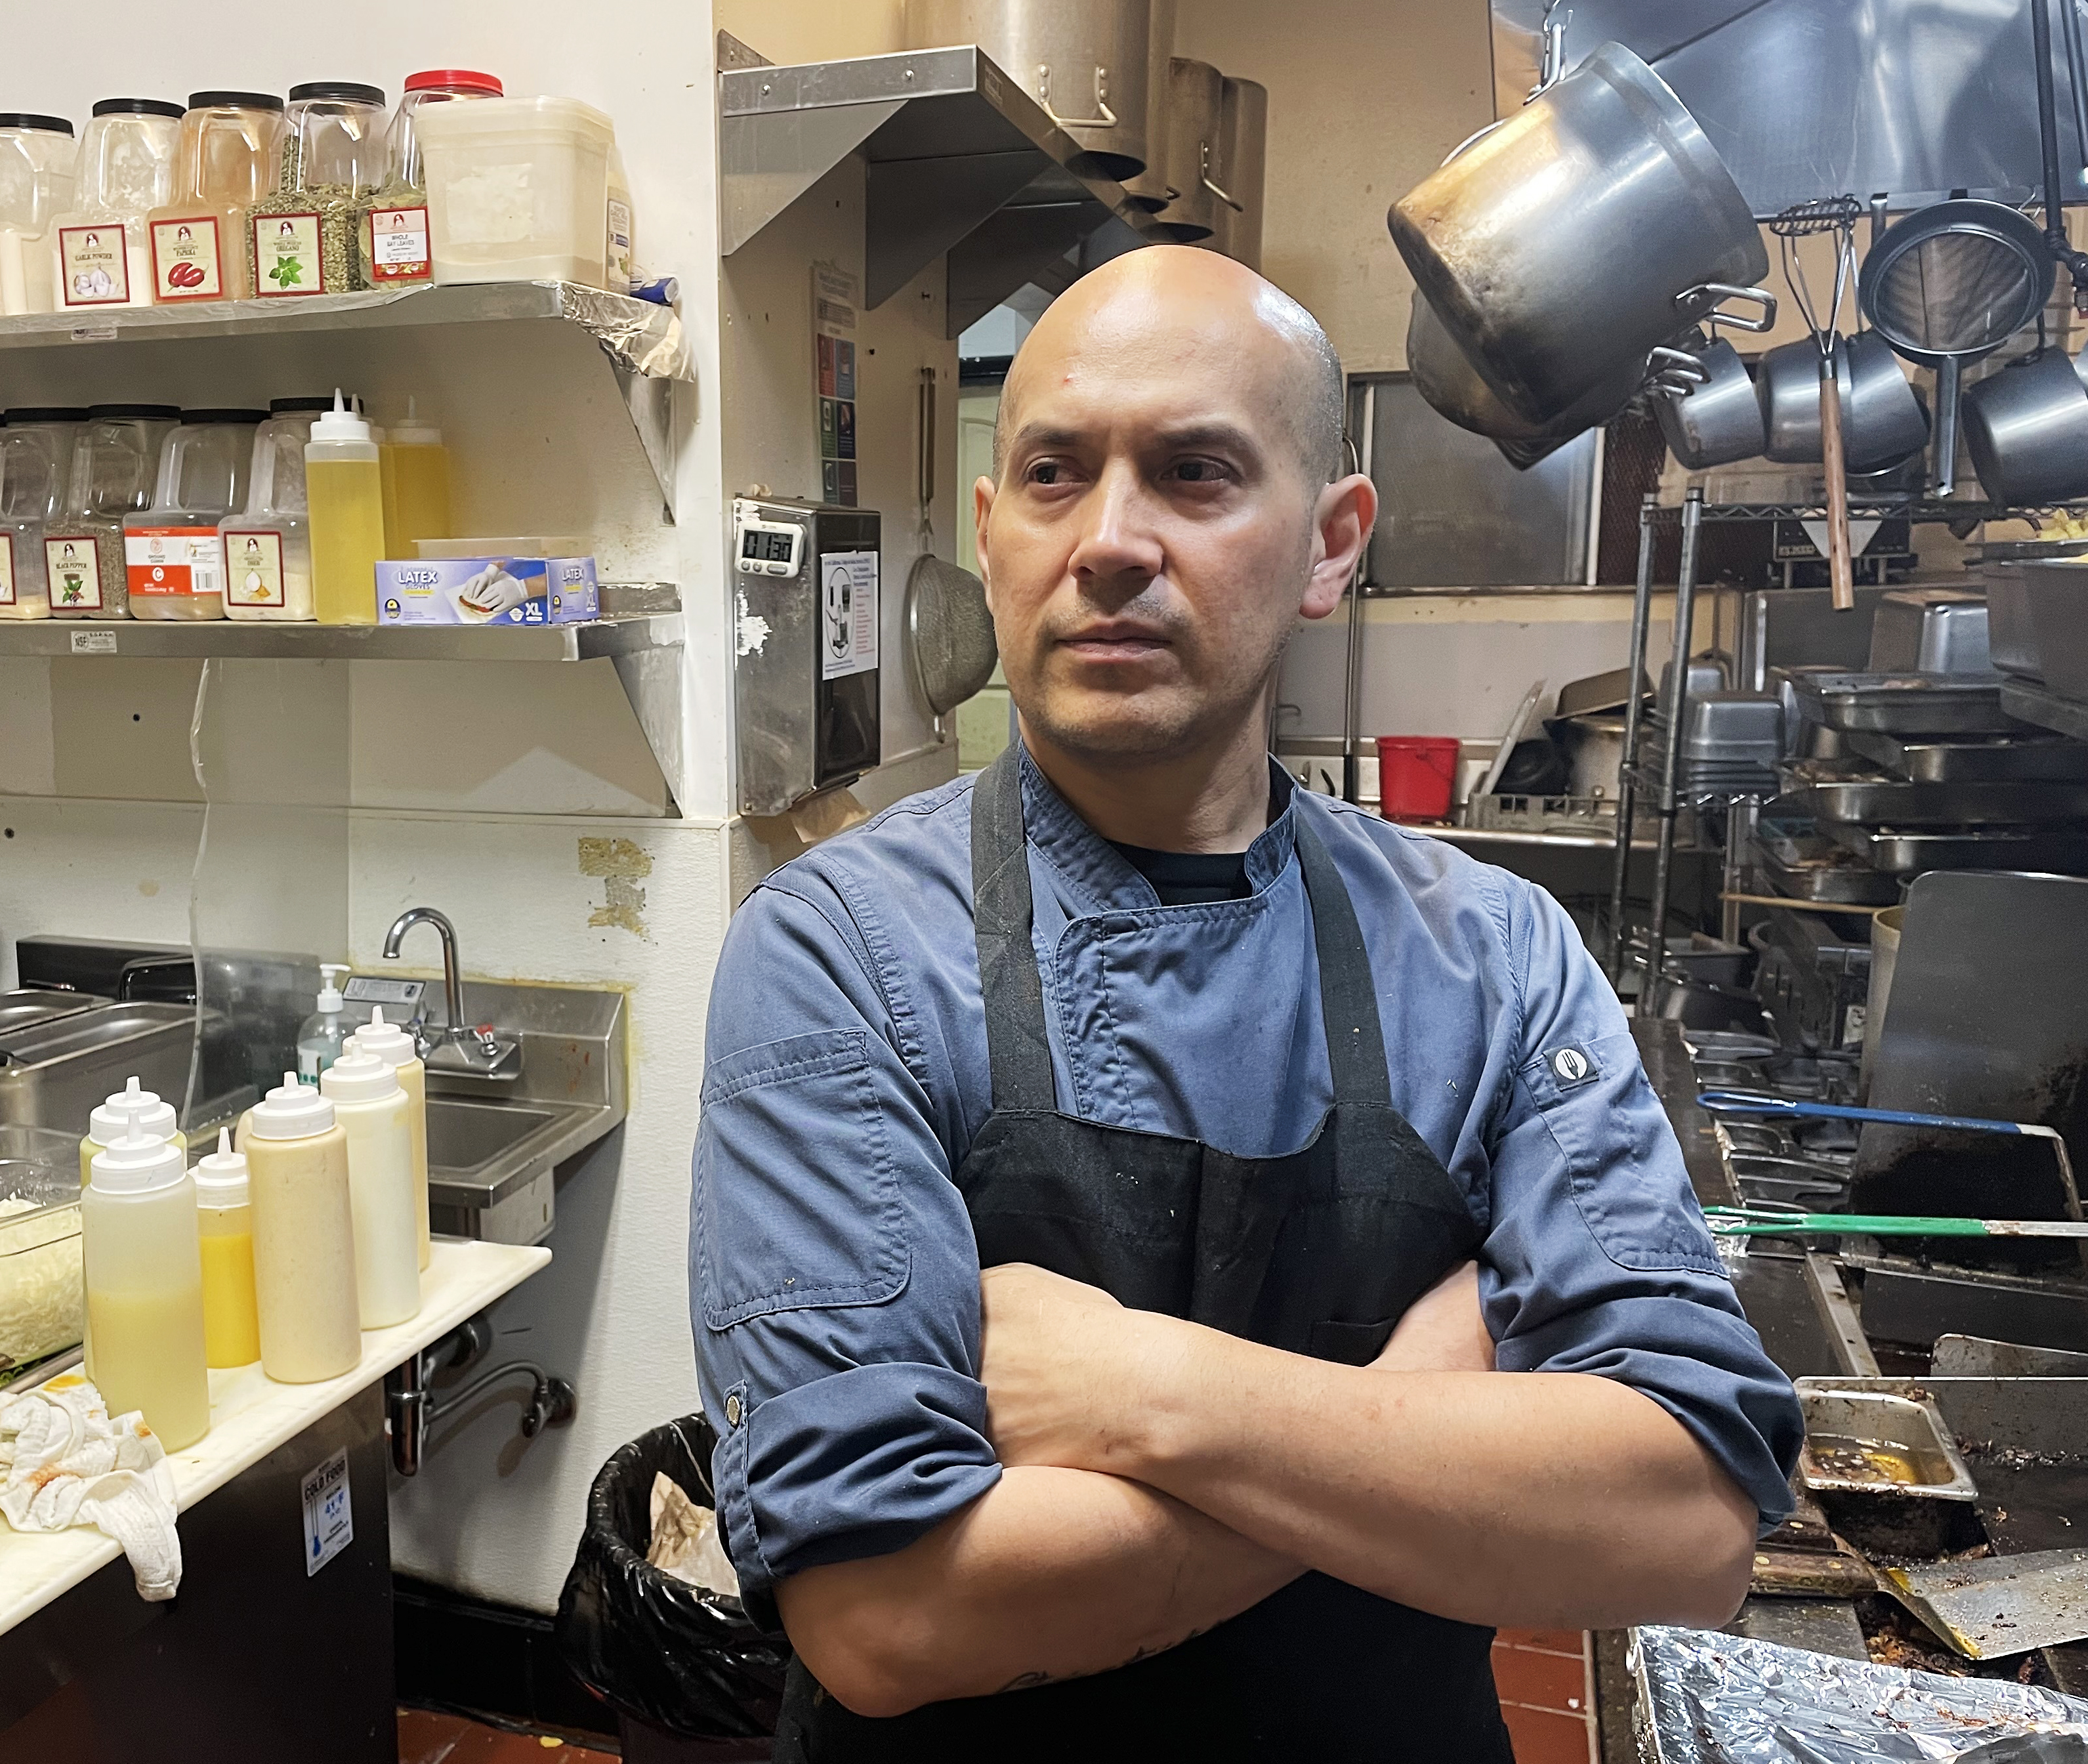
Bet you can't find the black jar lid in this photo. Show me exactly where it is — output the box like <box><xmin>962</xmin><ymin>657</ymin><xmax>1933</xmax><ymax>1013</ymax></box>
<box><xmin>3</xmin><ymin>408</ymin><xmax>90</xmax><ymax>424</ymax></box>
<box><xmin>91</xmin><ymin>98</ymin><xmax>185</xmax><ymax>121</ymax></box>
<box><xmin>288</xmin><ymin>82</ymin><xmax>386</xmax><ymax>108</ymax></box>
<box><xmin>268</xmin><ymin>396</ymin><xmax>337</xmax><ymax>413</ymax></box>
<box><xmin>180</xmin><ymin>410</ymin><xmax>269</xmax><ymax>425</ymax></box>
<box><xmin>0</xmin><ymin>114</ymin><xmax>74</xmax><ymax>136</ymax></box>
<box><xmin>85</xmin><ymin>404</ymin><xmax>182</xmax><ymax>423</ymax></box>
<box><xmin>186</xmin><ymin>91</ymin><xmax>284</xmax><ymax>114</ymax></box>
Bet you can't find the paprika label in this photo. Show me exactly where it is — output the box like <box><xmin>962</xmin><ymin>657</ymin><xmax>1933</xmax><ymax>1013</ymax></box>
<box><xmin>150</xmin><ymin>215</ymin><xmax>224</xmax><ymax>303</ymax></box>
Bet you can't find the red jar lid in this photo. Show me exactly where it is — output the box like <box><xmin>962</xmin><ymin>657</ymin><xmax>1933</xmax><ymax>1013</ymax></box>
<box><xmin>403</xmin><ymin>70</ymin><xmax>503</xmax><ymax>96</ymax></box>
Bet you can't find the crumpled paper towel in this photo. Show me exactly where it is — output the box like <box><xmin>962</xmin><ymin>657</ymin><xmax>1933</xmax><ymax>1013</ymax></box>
<box><xmin>646</xmin><ymin>1470</ymin><xmax>739</xmax><ymax>1597</ymax></box>
<box><xmin>0</xmin><ymin>1374</ymin><xmax>182</xmax><ymax>1600</ymax></box>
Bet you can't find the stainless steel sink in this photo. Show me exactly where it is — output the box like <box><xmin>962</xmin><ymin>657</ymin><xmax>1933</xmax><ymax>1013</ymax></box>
<box><xmin>427</xmin><ymin>1099</ymin><xmax>559</xmax><ymax>1174</ymax></box>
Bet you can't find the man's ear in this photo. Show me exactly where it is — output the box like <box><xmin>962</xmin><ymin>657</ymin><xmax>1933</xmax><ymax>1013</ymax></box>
<box><xmin>1300</xmin><ymin>474</ymin><xmax>1377</xmax><ymax>621</ymax></box>
<box><xmin>973</xmin><ymin>474</ymin><xmax>997</xmax><ymax>602</ymax></box>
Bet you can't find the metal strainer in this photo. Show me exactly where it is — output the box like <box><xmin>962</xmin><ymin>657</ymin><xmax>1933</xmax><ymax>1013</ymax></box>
<box><xmin>905</xmin><ymin>554</ymin><xmax>998</xmax><ymax>716</ymax></box>
<box><xmin>1859</xmin><ymin>200</ymin><xmax>2055</xmax><ymax>495</ymax></box>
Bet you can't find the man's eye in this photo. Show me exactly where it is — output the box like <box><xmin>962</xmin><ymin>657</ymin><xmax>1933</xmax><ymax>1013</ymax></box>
<box><xmin>1028</xmin><ymin>460</ymin><xmax>1064</xmax><ymax>486</ymax></box>
<box><xmin>1170</xmin><ymin>458</ymin><xmax>1230</xmax><ymax>484</ymax></box>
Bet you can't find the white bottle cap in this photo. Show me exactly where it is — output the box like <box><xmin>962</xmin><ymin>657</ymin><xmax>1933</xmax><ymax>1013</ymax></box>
<box><xmin>320</xmin><ymin>1048</ymin><xmax>399</xmax><ymax>1102</ymax></box>
<box><xmin>309</xmin><ymin>389</ymin><xmax>372</xmax><ymax>446</ymax></box>
<box><xmin>89</xmin><ymin>1074</ymin><xmax>177</xmax><ymax>1146</ymax></box>
<box><xmin>349</xmin><ymin>1006</ymin><xmax>417</xmax><ymax>1070</ymax></box>
<box><xmin>90</xmin><ymin>1131</ymin><xmax>186</xmax><ymax>1194</ymax></box>
<box><xmin>388</xmin><ymin>396</ymin><xmax>442</xmax><ymax>447</ymax></box>
<box><xmin>249</xmin><ymin>1070</ymin><xmax>335</xmax><ymax>1140</ymax></box>
<box><xmin>316</xmin><ymin>962</ymin><xmax>350</xmax><ymax>1013</ymax></box>
<box><xmin>192</xmin><ymin>1125</ymin><xmax>250</xmax><ymax>1206</ymax></box>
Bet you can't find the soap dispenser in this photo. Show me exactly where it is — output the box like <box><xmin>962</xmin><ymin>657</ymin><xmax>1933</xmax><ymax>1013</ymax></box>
<box><xmin>297</xmin><ymin>963</ymin><xmax>353</xmax><ymax>1084</ymax></box>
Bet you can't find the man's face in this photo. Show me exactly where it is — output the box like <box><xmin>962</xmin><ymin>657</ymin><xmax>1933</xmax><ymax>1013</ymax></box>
<box><xmin>975</xmin><ymin>283</ymin><xmax>1349</xmax><ymax>763</ymax></box>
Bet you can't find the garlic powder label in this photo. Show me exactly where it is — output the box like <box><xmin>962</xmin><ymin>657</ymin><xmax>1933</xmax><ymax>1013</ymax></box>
<box><xmin>58</xmin><ymin>226</ymin><xmax>129</xmax><ymax>306</ymax></box>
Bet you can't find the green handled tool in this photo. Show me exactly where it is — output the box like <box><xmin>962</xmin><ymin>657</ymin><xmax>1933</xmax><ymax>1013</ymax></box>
<box><xmin>1705</xmin><ymin>1206</ymin><xmax>2088</xmax><ymax>1240</ymax></box>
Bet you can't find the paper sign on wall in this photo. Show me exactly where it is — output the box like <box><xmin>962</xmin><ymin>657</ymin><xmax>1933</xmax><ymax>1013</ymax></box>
<box><xmin>820</xmin><ymin>550</ymin><xmax>879</xmax><ymax>680</ymax></box>
<box><xmin>812</xmin><ymin>261</ymin><xmax>860</xmax><ymax>507</ymax></box>
<box><xmin>301</xmin><ymin>1448</ymin><xmax>354</xmax><ymax>1578</ymax></box>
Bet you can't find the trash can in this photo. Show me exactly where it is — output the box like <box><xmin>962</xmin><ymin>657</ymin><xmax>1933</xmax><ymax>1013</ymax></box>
<box><xmin>556</xmin><ymin>1415</ymin><xmax>789</xmax><ymax>1761</ymax></box>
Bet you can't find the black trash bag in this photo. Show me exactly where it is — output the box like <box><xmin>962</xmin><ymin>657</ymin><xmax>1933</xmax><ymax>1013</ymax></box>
<box><xmin>555</xmin><ymin>1415</ymin><xmax>790</xmax><ymax>1740</ymax></box>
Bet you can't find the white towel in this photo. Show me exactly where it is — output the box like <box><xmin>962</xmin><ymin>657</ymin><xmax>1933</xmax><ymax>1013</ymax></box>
<box><xmin>0</xmin><ymin>1374</ymin><xmax>182</xmax><ymax>1600</ymax></box>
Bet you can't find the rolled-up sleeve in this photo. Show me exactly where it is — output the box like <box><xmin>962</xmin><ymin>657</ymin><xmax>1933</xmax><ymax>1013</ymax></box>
<box><xmin>691</xmin><ymin>882</ymin><xmax>999</xmax><ymax>1621</ymax></box>
<box><xmin>1477</xmin><ymin>881</ymin><xmax>1803</xmax><ymax>1531</ymax></box>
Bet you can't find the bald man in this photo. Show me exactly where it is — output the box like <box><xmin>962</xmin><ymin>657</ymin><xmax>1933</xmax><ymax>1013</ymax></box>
<box><xmin>690</xmin><ymin>249</ymin><xmax>1800</xmax><ymax>1762</ymax></box>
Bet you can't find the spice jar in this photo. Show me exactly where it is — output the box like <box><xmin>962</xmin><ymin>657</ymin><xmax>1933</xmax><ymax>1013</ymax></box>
<box><xmin>0</xmin><ymin>408</ymin><xmax>87</xmax><ymax>619</ymax></box>
<box><xmin>50</xmin><ymin>100</ymin><xmax>182</xmax><ymax>310</ymax></box>
<box><xmin>146</xmin><ymin>92</ymin><xmax>282</xmax><ymax>306</ymax></box>
<box><xmin>221</xmin><ymin>396</ymin><xmax>328</xmax><ymax>621</ymax></box>
<box><xmin>356</xmin><ymin>70</ymin><xmax>501</xmax><ymax>290</ymax></box>
<box><xmin>0</xmin><ymin>115</ymin><xmax>77</xmax><ymax>316</ymax></box>
<box><xmin>43</xmin><ymin>404</ymin><xmax>180</xmax><ymax>619</ymax></box>
<box><xmin>248</xmin><ymin>83</ymin><xmax>385</xmax><ymax>299</ymax></box>
<box><xmin>126</xmin><ymin>409</ymin><xmax>264</xmax><ymax>621</ymax></box>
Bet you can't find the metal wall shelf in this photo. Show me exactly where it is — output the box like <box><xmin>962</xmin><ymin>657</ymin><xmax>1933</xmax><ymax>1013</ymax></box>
<box><xmin>0</xmin><ymin>613</ymin><xmax>682</xmax><ymax>663</ymax></box>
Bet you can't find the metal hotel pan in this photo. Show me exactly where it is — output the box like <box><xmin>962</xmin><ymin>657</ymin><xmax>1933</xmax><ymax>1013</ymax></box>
<box><xmin>1799</xmin><ymin>779</ymin><xmax>2088</xmax><ymax>826</ymax></box>
<box><xmin>1789</xmin><ymin>670</ymin><xmax>2029</xmax><ymax>734</ymax></box>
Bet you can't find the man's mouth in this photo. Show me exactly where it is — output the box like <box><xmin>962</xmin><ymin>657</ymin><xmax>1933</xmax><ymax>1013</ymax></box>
<box><xmin>1058</xmin><ymin>624</ymin><xmax>1171</xmax><ymax>662</ymax></box>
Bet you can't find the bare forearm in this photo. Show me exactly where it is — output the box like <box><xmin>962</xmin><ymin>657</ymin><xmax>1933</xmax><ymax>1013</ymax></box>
<box><xmin>1103</xmin><ymin>1322</ymin><xmax>1755</xmax><ymax>1629</ymax></box>
<box><xmin>776</xmin><ymin>1464</ymin><xmax>1299</xmax><ymax>1718</ymax></box>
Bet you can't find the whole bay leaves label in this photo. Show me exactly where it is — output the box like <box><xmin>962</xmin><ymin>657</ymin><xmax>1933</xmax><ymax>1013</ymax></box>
<box><xmin>58</xmin><ymin>225</ymin><xmax>129</xmax><ymax>306</ymax></box>
<box><xmin>254</xmin><ymin>211</ymin><xmax>325</xmax><ymax>297</ymax></box>
<box><xmin>0</xmin><ymin>534</ymin><xmax>15</xmax><ymax>605</ymax></box>
<box><xmin>150</xmin><ymin>215</ymin><xmax>223</xmax><ymax>302</ymax></box>
<box><xmin>368</xmin><ymin>205</ymin><xmax>430</xmax><ymax>282</ymax></box>
<box><xmin>43</xmin><ymin>536</ymin><xmax>103</xmax><ymax>610</ymax></box>
<box><xmin>222</xmin><ymin>530</ymin><xmax>287</xmax><ymax>606</ymax></box>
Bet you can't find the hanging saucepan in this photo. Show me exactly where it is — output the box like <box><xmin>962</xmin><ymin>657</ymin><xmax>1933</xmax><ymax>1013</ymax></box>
<box><xmin>1757</xmin><ymin>332</ymin><xmax>1931</xmax><ymax>472</ymax></box>
<box><xmin>1389</xmin><ymin>41</ymin><xmax>1775</xmax><ymax>426</ymax></box>
<box><xmin>1961</xmin><ymin>348</ymin><xmax>2088</xmax><ymax>506</ymax></box>
<box><xmin>1656</xmin><ymin>338</ymin><xmax>1764</xmax><ymax>469</ymax></box>
<box><xmin>1858</xmin><ymin>200</ymin><xmax>2055</xmax><ymax>495</ymax></box>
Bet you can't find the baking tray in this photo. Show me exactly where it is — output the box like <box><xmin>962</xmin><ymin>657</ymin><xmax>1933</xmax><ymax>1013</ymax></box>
<box><xmin>1847</xmin><ymin>729</ymin><xmax>2088</xmax><ymax>782</ymax></box>
<box><xmin>1757</xmin><ymin>839</ymin><xmax>1903</xmax><ymax>904</ymax></box>
<box><xmin>1788</xmin><ymin>669</ymin><xmax>2031</xmax><ymax>736</ymax></box>
<box><xmin>1800</xmin><ymin>780</ymin><xmax>2088</xmax><ymax>828</ymax></box>
<box><xmin>0</xmin><ymin>990</ymin><xmax>108</xmax><ymax>1035</ymax></box>
<box><xmin>1795</xmin><ymin>1381</ymin><xmax>1980</xmax><ymax>1501</ymax></box>
<box><xmin>1822</xmin><ymin>821</ymin><xmax>2088</xmax><ymax>876</ymax></box>
<box><xmin>2002</xmin><ymin>680</ymin><xmax>2088</xmax><ymax>743</ymax></box>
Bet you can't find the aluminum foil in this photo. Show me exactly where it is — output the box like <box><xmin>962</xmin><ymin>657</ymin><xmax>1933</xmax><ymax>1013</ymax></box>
<box><xmin>558</xmin><ymin>284</ymin><xmax>695</xmax><ymax>383</ymax></box>
<box><xmin>1634</xmin><ymin>1626</ymin><xmax>2088</xmax><ymax>1762</ymax></box>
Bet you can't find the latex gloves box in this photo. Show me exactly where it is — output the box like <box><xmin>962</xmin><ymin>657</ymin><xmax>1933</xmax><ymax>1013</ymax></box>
<box><xmin>374</xmin><ymin>556</ymin><xmax>600</xmax><ymax>625</ymax></box>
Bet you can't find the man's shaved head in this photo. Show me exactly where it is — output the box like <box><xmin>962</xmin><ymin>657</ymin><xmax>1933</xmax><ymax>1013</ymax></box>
<box><xmin>993</xmin><ymin>248</ymin><xmax>1347</xmax><ymax>486</ymax></box>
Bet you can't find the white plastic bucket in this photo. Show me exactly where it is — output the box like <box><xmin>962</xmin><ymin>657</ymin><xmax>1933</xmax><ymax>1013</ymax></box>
<box><xmin>419</xmin><ymin>96</ymin><xmax>613</xmax><ymax>288</ymax></box>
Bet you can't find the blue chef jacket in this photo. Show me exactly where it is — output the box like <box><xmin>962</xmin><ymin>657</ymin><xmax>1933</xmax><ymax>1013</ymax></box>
<box><xmin>691</xmin><ymin>752</ymin><xmax>1803</xmax><ymax>1614</ymax></box>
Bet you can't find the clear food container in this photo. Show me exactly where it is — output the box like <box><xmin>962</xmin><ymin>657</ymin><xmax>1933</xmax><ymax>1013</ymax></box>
<box><xmin>222</xmin><ymin>397</ymin><xmax>327</xmax><ymax>621</ymax></box>
<box><xmin>356</xmin><ymin>69</ymin><xmax>501</xmax><ymax>289</ymax></box>
<box><xmin>0</xmin><ymin>407</ymin><xmax>86</xmax><ymax>619</ymax></box>
<box><xmin>248</xmin><ymin>82</ymin><xmax>385</xmax><ymax>299</ymax></box>
<box><xmin>126</xmin><ymin>410</ymin><xmax>264</xmax><ymax>620</ymax></box>
<box><xmin>420</xmin><ymin>95</ymin><xmax>613</xmax><ymax>288</ymax></box>
<box><xmin>0</xmin><ymin>114</ymin><xmax>77</xmax><ymax>316</ymax></box>
<box><xmin>49</xmin><ymin>98</ymin><xmax>182</xmax><ymax>311</ymax></box>
<box><xmin>145</xmin><ymin>91</ymin><xmax>282</xmax><ymax>306</ymax></box>
<box><xmin>45</xmin><ymin>402</ymin><xmax>180</xmax><ymax>618</ymax></box>
<box><xmin>0</xmin><ymin>1127</ymin><xmax>87</xmax><ymax>1379</ymax></box>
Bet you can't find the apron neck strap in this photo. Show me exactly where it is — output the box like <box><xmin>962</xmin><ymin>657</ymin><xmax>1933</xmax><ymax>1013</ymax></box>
<box><xmin>969</xmin><ymin>744</ymin><xmax>1394</xmax><ymax>1112</ymax></box>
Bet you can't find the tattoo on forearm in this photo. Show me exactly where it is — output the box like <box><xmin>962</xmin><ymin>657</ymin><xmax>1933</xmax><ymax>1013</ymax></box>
<box><xmin>995</xmin><ymin>1628</ymin><xmax>1210</xmax><ymax>1694</ymax></box>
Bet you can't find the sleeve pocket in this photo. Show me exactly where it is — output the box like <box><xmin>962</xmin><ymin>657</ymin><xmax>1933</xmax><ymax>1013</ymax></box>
<box><xmin>1308</xmin><ymin>1318</ymin><xmax>1397</xmax><ymax>1365</ymax></box>
<box><xmin>697</xmin><ymin>1028</ymin><xmax>910</xmax><ymax>1329</ymax></box>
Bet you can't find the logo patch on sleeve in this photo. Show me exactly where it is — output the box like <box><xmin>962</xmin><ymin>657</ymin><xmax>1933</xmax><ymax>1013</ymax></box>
<box><xmin>1547</xmin><ymin>1044</ymin><xmax>1599</xmax><ymax>1088</ymax></box>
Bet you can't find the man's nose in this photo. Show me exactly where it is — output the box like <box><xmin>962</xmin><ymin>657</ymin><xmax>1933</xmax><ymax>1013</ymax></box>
<box><xmin>1067</xmin><ymin>461</ymin><xmax>1163</xmax><ymax>587</ymax></box>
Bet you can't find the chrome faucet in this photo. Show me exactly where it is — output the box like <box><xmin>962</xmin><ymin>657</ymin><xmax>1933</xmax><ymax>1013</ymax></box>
<box><xmin>382</xmin><ymin>906</ymin><xmax>520</xmax><ymax>1078</ymax></box>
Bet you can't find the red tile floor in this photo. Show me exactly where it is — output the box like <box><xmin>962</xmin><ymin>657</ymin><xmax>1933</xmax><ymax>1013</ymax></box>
<box><xmin>1493</xmin><ymin>1628</ymin><xmax>1598</xmax><ymax>1764</ymax></box>
<box><xmin>398</xmin><ymin>1708</ymin><xmax>617</xmax><ymax>1763</ymax></box>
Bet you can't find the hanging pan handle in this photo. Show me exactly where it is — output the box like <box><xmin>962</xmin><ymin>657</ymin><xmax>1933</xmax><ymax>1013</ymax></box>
<box><xmin>1679</xmin><ymin>283</ymin><xmax>1779</xmax><ymax>333</ymax></box>
<box><xmin>1037</xmin><ymin>63</ymin><xmax>1118</xmax><ymax>131</ymax></box>
<box><xmin>1200</xmin><ymin>141</ymin><xmax>1244</xmax><ymax>212</ymax></box>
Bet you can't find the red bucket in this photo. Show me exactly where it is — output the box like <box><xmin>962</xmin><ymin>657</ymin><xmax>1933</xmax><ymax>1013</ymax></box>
<box><xmin>1375</xmin><ymin>736</ymin><xmax>1460</xmax><ymax>822</ymax></box>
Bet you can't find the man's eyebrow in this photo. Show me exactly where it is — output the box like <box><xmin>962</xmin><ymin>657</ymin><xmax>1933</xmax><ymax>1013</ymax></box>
<box><xmin>1004</xmin><ymin>421</ymin><xmax>1085</xmax><ymax>455</ymax></box>
<box><xmin>1146</xmin><ymin>421</ymin><xmax>1263</xmax><ymax>457</ymax></box>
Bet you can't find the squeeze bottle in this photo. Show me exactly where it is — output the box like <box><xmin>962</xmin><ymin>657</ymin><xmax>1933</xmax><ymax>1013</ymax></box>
<box><xmin>193</xmin><ymin>1127</ymin><xmax>261</xmax><ymax>1368</ymax></box>
<box><xmin>297</xmin><ymin>962</ymin><xmax>354</xmax><ymax>1083</ymax></box>
<box><xmin>79</xmin><ymin>1074</ymin><xmax>186</xmax><ymax>1185</ymax></box>
<box><xmin>378</xmin><ymin>397</ymin><xmax>451</xmax><ymax>558</ymax></box>
<box><xmin>320</xmin><ymin>1050</ymin><xmax>420</xmax><ymax>1328</ymax></box>
<box><xmin>245</xmin><ymin>1072</ymin><xmax>361</xmax><ymax>1383</ymax></box>
<box><xmin>349</xmin><ymin>1007</ymin><xmax>429</xmax><ymax>1269</ymax></box>
<box><xmin>304</xmin><ymin>390</ymin><xmax>385</xmax><ymax>625</ymax></box>
<box><xmin>83</xmin><ymin>1132</ymin><xmax>210</xmax><ymax>1450</ymax></box>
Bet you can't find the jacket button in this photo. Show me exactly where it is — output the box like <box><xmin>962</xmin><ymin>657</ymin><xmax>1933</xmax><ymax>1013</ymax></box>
<box><xmin>726</xmin><ymin>1393</ymin><xmax>743</xmax><ymax>1427</ymax></box>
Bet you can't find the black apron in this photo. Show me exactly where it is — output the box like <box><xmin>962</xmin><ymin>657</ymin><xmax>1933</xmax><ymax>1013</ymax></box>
<box><xmin>774</xmin><ymin>747</ymin><xmax>1513</xmax><ymax>1762</ymax></box>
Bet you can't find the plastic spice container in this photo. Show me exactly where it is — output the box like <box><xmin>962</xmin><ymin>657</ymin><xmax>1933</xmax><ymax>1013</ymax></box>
<box><xmin>0</xmin><ymin>407</ymin><xmax>86</xmax><ymax>619</ymax></box>
<box><xmin>44</xmin><ymin>404</ymin><xmax>180</xmax><ymax>618</ymax></box>
<box><xmin>248</xmin><ymin>82</ymin><xmax>385</xmax><ymax>299</ymax></box>
<box><xmin>356</xmin><ymin>69</ymin><xmax>501</xmax><ymax>289</ymax></box>
<box><xmin>0</xmin><ymin>114</ymin><xmax>77</xmax><ymax>316</ymax></box>
<box><xmin>125</xmin><ymin>410</ymin><xmax>264</xmax><ymax>621</ymax></box>
<box><xmin>50</xmin><ymin>99</ymin><xmax>182</xmax><ymax>310</ymax></box>
<box><xmin>145</xmin><ymin>91</ymin><xmax>282</xmax><ymax>306</ymax></box>
<box><xmin>220</xmin><ymin>396</ymin><xmax>328</xmax><ymax>621</ymax></box>
<box><xmin>419</xmin><ymin>95</ymin><xmax>614</xmax><ymax>287</ymax></box>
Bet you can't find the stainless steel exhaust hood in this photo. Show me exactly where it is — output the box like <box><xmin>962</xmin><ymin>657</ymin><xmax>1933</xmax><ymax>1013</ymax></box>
<box><xmin>719</xmin><ymin>33</ymin><xmax>1158</xmax><ymax>338</ymax></box>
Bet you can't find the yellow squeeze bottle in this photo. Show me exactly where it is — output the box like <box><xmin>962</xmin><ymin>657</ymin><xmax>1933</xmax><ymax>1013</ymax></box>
<box><xmin>193</xmin><ymin>1127</ymin><xmax>261</xmax><ymax>1368</ymax></box>
<box><xmin>80</xmin><ymin>1075</ymin><xmax>187</xmax><ymax>1186</ymax></box>
<box><xmin>305</xmin><ymin>390</ymin><xmax>386</xmax><ymax>625</ymax></box>
<box><xmin>379</xmin><ymin>398</ymin><xmax>452</xmax><ymax>560</ymax></box>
